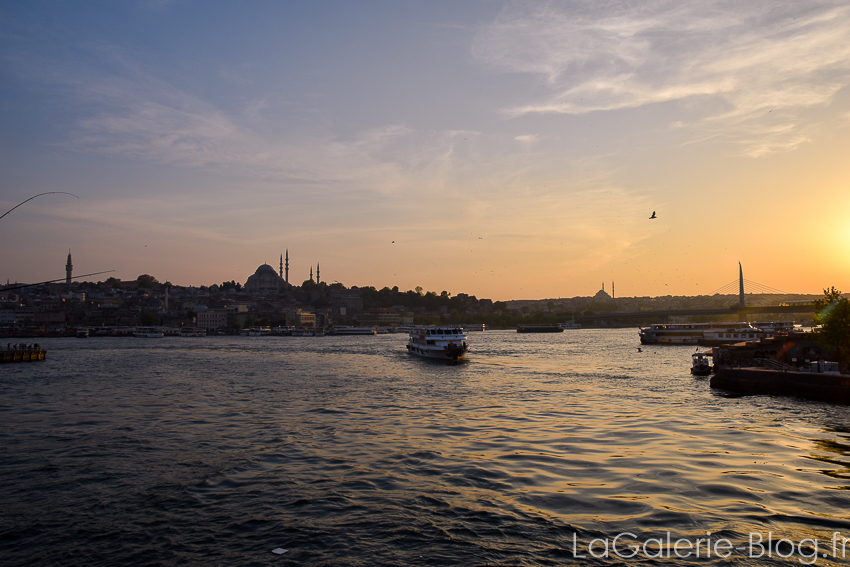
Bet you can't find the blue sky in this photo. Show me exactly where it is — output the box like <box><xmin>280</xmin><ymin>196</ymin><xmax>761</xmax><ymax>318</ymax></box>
<box><xmin>2</xmin><ymin>1</ymin><xmax>849</xmax><ymax>300</ymax></box>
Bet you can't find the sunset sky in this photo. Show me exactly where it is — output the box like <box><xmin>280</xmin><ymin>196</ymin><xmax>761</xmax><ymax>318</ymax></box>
<box><xmin>2</xmin><ymin>1</ymin><xmax>849</xmax><ymax>301</ymax></box>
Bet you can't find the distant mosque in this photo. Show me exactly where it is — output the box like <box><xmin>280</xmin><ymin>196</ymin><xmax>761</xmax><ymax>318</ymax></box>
<box><xmin>244</xmin><ymin>249</ymin><xmax>321</xmax><ymax>293</ymax></box>
<box><xmin>593</xmin><ymin>281</ymin><xmax>615</xmax><ymax>301</ymax></box>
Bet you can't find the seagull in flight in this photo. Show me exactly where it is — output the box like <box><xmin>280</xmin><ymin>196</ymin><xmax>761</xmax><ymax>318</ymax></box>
<box><xmin>649</xmin><ymin>211</ymin><xmax>657</xmax><ymax>219</ymax></box>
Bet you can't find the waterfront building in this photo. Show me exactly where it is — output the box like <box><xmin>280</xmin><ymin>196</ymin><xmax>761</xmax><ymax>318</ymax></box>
<box><xmin>357</xmin><ymin>310</ymin><xmax>413</xmax><ymax>326</ymax></box>
<box><xmin>286</xmin><ymin>309</ymin><xmax>316</xmax><ymax>328</ymax></box>
<box><xmin>330</xmin><ymin>289</ymin><xmax>363</xmax><ymax>313</ymax></box>
<box><xmin>197</xmin><ymin>308</ymin><xmax>230</xmax><ymax>332</ymax></box>
<box><xmin>0</xmin><ymin>309</ymin><xmax>14</xmax><ymax>327</ymax></box>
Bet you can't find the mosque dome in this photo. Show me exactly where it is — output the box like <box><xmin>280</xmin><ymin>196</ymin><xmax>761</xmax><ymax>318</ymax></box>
<box><xmin>594</xmin><ymin>288</ymin><xmax>612</xmax><ymax>301</ymax></box>
<box><xmin>245</xmin><ymin>263</ymin><xmax>288</xmax><ymax>294</ymax></box>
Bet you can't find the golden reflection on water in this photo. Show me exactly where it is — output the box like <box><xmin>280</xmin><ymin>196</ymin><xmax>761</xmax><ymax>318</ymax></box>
<box><xmin>6</xmin><ymin>331</ymin><xmax>850</xmax><ymax>565</ymax></box>
<box><xmin>807</xmin><ymin>430</ymin><xmax>850</xmax><ymax>488</ymax></box>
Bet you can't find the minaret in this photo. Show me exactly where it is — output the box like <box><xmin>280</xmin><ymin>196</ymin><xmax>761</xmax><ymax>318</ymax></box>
<box><xmin>612</xmin><ymin>281</ymin><xmax>615</xmax><ymax>299</ymax></box>
<box><xmin>738</xmin><ymin>262</ymin><xmax>745</xmax><ymax>307</ymax></box>
<box><xmin>65</xmin><ymin>250</ymin><xmax>73</xmax><ymax>285</ymax></box>
<box><xmin>285</xmin><ymin>249</ymin><xmax>289</xmax><ymax>284</ymax></box>
<box><xmin>280</xmin><ymin>254</ymin><xmax>283</xmax><ymax>279</ymax></box>
<box><xmin>309</xmin><ymin>266</ymin><xmax>313</xmax><ymax>282</ymax></box>
<box><xmin>316</xmin><ymin>263</ymin><xmax>320</xmax><ymax>284</ymax></box>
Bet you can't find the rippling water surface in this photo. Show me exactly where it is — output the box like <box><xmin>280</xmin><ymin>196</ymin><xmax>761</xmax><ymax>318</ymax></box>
<box><xmin>2</xmin><ymin>329</ymin><xmax>850</xmax><ymax>565</ymax></box>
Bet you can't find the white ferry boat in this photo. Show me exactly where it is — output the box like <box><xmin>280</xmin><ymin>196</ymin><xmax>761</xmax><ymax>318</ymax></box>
<box><xmin>753</xmin><ymin>321</ymin><xmax>796</xmax><ymax>334</ymax></box>
<box><xmin>407</xmin><ymin>326</ymin><xmax>469</xmax><ymax>362</ymax></box>
<box><xmin>639</xmin><ymin>322</ymin><xmax>763</xmax><ymax>345</ymax></box>
<box><xmin>699</xmin><ymin>327</ymin><xmax>773</xmax><ymax>346</ymax></box>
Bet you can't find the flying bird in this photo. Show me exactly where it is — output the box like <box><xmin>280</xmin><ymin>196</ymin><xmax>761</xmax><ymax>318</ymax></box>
<box><xmin>649</xmin><ymin>211</ymin><xmax>657</xmax><ymax>219</ymax></box>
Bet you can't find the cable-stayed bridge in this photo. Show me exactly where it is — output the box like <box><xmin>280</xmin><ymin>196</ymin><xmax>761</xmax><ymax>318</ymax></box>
<box><xmin>576</xmin><ymin>264</ymin><xmax>818</xmax><ymax>324</ymax></box>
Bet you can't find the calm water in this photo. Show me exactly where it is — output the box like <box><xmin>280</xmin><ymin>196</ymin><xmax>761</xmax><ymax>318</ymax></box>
<box><xmin>2</xmin><ymin>329</ymin><xmax>850</xmax><ymax>566</ymax></box>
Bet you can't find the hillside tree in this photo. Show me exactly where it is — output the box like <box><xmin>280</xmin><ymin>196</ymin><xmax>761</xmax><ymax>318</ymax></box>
<box><xmin>814</xmin><ymin>286</ymin><xmax>850</xmax><ymax>371</ymax></box>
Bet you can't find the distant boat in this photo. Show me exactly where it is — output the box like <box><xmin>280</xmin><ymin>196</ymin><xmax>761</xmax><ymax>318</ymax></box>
<box><xmin>133</xmin><ymin>327</ymin><xmax>164</xmax><ymax>338</ymax></box>
<box><xmin>559</xmin><ymin>320</ymin><xmax>581</xmax><ymax>330</ymax></box>
<box><xmin>517</xmin><ymin>324</ymin><xmax>563</xmax><ymax>333</ymax></box>
<box><xmin>241</xmin><ymin>326</ymin><xmax>272</xmax><ymax>337</ymax></box>
<box><xmin>331</xmin><ymin>326</ymin><xmax>377</xmax><ymax>335</ymax></box>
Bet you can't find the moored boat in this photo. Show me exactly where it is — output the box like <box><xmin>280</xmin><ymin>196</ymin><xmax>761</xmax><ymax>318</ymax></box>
<box><xmin>290</xmin><ymin>328</ymin><xmax>319</xmax><ymax>336</ymax></box>
<box><xmin>699</xmin><ymin>327</ymin><xmax>772</xmax><ymax>346</ymax></box>
<box><xmin>133</xmin><ymin>327</ymin><xmax>164</xmax><ymax>338</ymax></box>
<box><xmin>640</xmin><ymin>322</ymin><xmax>765</xmax><ymax>345</ymax></box>
<box><xmin>178</xmin><ymin>327</ymin><xmax>206</xmax><ymax>337</ymax></box>
<box><xmin>752</xmin><ymin>321</ymin><xmax>796</xmax><ymax>334</ymax></box>
<box><xmin>241</xmin><ymin>326</ymin><xmax>272</xmax><ymax>337</ymax></box>
<box><xmin>407</xmin><ymin>326</ymin><xmax>469</xmax><ymax>362</ymax></box>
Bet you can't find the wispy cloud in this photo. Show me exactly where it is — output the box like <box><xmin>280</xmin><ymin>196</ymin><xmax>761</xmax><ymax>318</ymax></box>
<box><xmin>1</xmin><ymin>34</ymin><xmax>460</xmax><ymax>193</ymax></box>
<box><xmin>473</xmin><ymin>0</ymin><xmax>850</xmax><ymax>155</ymax></box>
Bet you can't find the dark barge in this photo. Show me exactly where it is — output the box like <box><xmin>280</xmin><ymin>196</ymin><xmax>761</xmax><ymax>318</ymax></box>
<box><xmin>708</xmin><ymin>330</ymin><xmax>849</xmax><ymax>404</ymax></box>
<box><xmin>516</xmin><ymin>324</ymin><xmax>564</xmax><ymax>333</ymax></box>
<box><xmin>1</xmin><ymin>346</ymin><xmax>47</xmax><ymax>363</ymax></box>
<box><xmin>711</xmin><ymin>367</ymin><xmax>850</xmax><ymax>405</ymax></box>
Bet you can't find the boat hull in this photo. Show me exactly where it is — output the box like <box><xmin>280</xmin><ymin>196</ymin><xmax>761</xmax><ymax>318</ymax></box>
<box><xmin>406</xmin><ymin>343</ymin><xmax>469</xmax><ymax>361</ymax></box>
